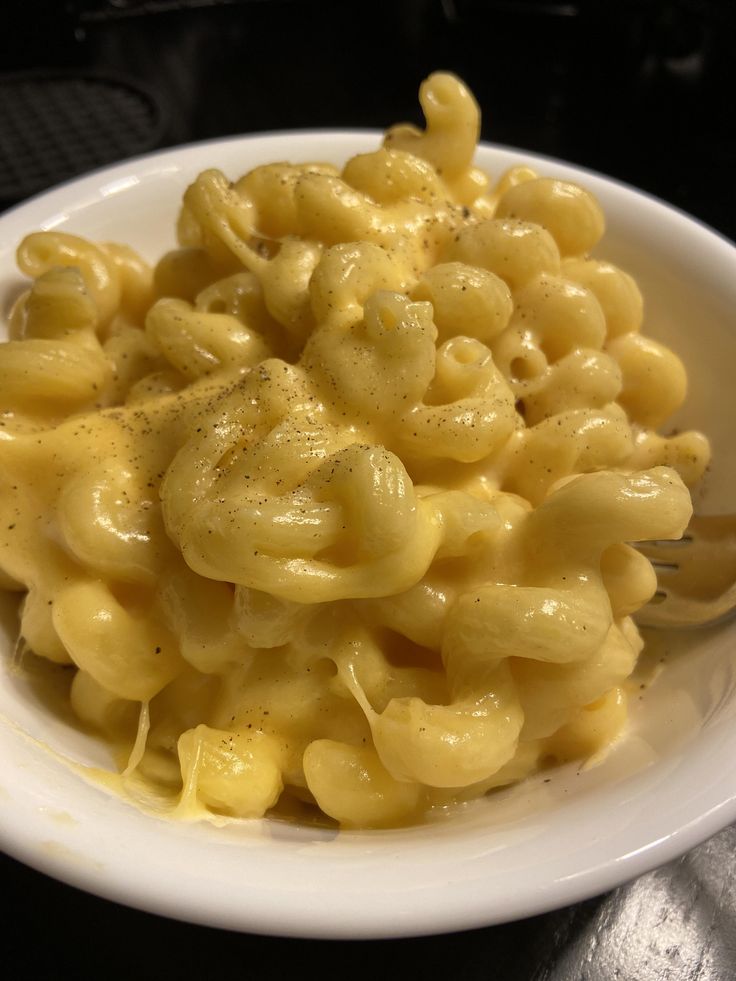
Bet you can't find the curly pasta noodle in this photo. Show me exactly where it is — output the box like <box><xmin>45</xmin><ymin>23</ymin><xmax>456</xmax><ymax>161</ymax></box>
<box><xmin>0</xmin><ymin>73</ymin><xmax>709</xmax><ymax>828</ymax></box>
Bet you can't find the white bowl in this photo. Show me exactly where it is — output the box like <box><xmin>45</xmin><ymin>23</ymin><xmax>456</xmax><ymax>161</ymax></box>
<box><xmin>1</xmin><ymin>133</ymin><xmax>735</xmax><ymax>939</ymax></box>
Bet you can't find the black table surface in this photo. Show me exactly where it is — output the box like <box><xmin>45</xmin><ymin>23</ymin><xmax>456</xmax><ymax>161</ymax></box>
<box><xmin>1</xmin><ymin>2</ymin><xmax>735</xmax><ymax>978</ymax></box>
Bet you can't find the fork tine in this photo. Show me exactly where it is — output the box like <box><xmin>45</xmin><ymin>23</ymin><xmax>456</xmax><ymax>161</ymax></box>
<box><xmin>633</xmin><ymin>540</ymin><xmax>687</xmax><ymax>565</ymax></box>
<box><xmin>634</xmin><ymin>513</ymin><xmax>736</xmax><ymax>628</ymax></box>
<box><xmin>636</xmin><ymin>587</ymin><xmax>736</xmax><ymax>628</ymax></box>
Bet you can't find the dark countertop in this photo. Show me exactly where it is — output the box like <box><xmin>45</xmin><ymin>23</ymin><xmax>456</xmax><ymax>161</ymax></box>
<box><xmin>1</xmin><ymin>2</ymin><xmax>735</xmax><ymax>977</ymax></box>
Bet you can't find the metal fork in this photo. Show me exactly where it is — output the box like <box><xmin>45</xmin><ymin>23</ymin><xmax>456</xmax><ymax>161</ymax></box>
<box><xmin>634</xmin><ymin>513</ymin><xmax>736</xmax><ymax>628</ymax></box>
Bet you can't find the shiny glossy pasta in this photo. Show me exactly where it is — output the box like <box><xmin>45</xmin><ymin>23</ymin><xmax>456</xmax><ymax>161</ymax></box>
<box><xmin>0</xmin><ymin>72</ymin><xmax>709</xmax><ymax>828</ymax></box>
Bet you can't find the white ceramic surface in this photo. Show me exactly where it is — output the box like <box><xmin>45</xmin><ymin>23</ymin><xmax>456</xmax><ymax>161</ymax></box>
<box><xmin>0</xmin><ymin>133</ymin><xmax>735</xmax><ymax>939</ymax></box>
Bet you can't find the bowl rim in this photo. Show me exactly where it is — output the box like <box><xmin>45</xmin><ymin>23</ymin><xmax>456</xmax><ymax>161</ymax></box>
<box><xmin>4</xmin><ymin>125</ymin><xmax>734</xmax><ymax>252</ymax></box>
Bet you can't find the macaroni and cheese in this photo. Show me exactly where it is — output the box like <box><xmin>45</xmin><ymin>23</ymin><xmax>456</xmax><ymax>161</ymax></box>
<box><xmin>0</xmin><ymin>73</ymin><xmax>710</xmax><ymax>828</ymax></box>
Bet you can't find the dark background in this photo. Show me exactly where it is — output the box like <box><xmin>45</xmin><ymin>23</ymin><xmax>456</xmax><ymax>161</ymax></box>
<box><xmin>1</xmin><ymin>1</ymin><xmax>735</xmax><ymax>978</ymax></box>
<box><xmin>2</xmin><ymin>0</ymin><xmax>736</xmax><ymax>239</ymax></box>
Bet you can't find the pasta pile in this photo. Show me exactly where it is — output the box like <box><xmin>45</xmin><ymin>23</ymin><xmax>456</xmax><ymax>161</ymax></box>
<box><xmin>0</xmin><ymin>73</ymin><xmax>710</xmax><ymax>828</ymax></box>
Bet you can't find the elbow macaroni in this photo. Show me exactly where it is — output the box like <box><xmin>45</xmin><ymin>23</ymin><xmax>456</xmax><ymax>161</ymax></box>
<box><xmin>0</xmin><ymin>73</ymin><xmax>710</xmax><ymax>829</ymax></box>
